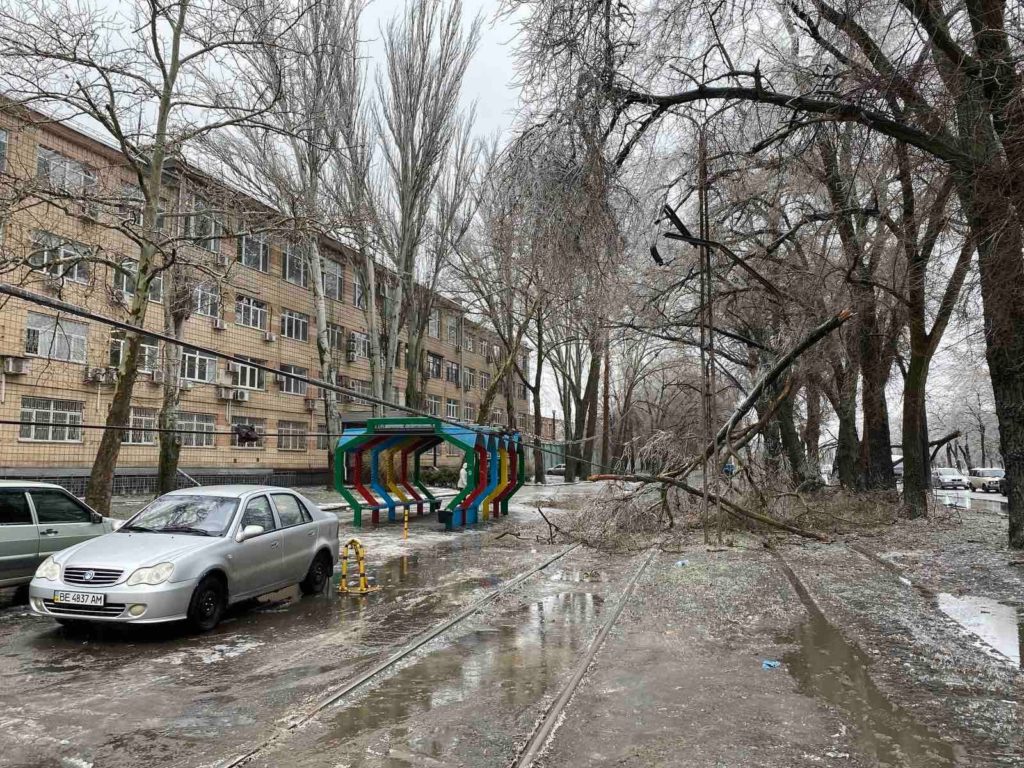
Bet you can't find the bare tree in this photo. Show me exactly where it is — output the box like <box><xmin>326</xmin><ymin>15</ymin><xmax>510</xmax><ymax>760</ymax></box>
<box><xmin>0</xmin><ymin>0</ymin><xmax>295</xmax><ymax>512</ymax></box>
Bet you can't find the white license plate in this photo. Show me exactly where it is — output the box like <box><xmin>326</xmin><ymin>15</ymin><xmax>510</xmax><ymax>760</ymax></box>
<box><xmin>53</xmin><ymin>591</ymin><xmax>105</xmax><ymax>606</ymax></box>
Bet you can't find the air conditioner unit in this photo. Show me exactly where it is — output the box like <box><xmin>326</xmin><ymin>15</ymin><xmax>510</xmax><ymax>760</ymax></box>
<box><xmin>150</xmin><ymin>369</ymin><xmax>165</xmax><ymax>384</ymax></box>
<box><xmin>84</xmin><ymin>366</ymin><xmax>107</xmax><ymax>383</ymax></box>
<box><xmin>263</xmin><ymin>332</ymin><xmax>277</xmax><ymax>343</ymax></box>
<box><xmin>104</xmin><ymin>366</ymin><xmax>119</xmax><ymax>383</ymax></box>
<box><xmin>227</xmin><ymin>362</ymin><xmax>241</xmax><ymax>375</ymax></box>
<box><xmin>109</xmin><ymin>289</ymin><xmax>129</xmax><ymax>307</ymax></box>
<box><xmin>233</xmin><ymin>389</ymin><xmax>250</xmax><ymax>402</ymax></box>
<box><xmin>304</xmin><ymin>398</ymin><xmax>317</xmax><ymax>412</ymax></box>
<box><xmin>42</xmin><ymin>275</ymin><xmax>62</xmax><ymax>293</ymax></box>
<box><xmin>180</xmin><ymin>379</ymin><xmax>195</xmax><ymax>391</ymax></box>
<box><xmin>2</xmin><ymin>357</ymin><xmax>29</xmax><ymax>375</ymax></box>
<box><xmin>217</xmin><ymin>386</ymin><xmax>234</xmax><ymax>400</ymax></box>
<box><xmin>212</xmin><ymin>317</ymin><xmax>227</xmax><ymax>331</ymax></box>
<box><xmin>216</xmin><ymin>253</ymin><xmax>230</xmax><ymax>267</ymax></box>
<box><xmin>346</xmin><ymin>351</ymin><xmax>357</xmax><ymax>363</ymax></box>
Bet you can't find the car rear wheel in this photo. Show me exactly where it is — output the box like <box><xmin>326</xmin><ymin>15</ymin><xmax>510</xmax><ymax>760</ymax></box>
<box><xmin>187</xmin><ymin>576</ymin><xmax>226</xmax><ymax>632</ymax></box>
<box><xmin>300</xmin><ymin>552</ymin><xmax>332</xmax><ymax>595</ymax></box>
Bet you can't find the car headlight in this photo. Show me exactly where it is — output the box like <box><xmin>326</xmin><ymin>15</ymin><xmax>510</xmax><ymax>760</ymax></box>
<box><xmin>35</xmin><ymin>556</ymin><xmax>60</xmax><ymax>581</ymax></box>
<box><xmin>126</xmin><ymin>562</ymin><xmax>174</xmax><ymax>586</ymax></box>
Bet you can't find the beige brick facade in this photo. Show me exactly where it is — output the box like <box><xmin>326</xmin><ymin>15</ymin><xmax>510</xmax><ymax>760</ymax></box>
<box><xmin>0</xmin><ymin>111</ymin><xmax>530</xmax><ymax>486</ymax></box>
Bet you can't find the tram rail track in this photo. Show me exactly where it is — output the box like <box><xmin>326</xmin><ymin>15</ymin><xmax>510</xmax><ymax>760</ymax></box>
<box><xmin>221</xmin><ymin>542</ymin><xmax>581</xmax><ymax>768</ymax></box>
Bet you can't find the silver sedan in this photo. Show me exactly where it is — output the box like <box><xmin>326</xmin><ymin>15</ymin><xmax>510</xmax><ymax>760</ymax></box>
<box><xmin>28</xmin><ymin>486</ymin><xmax>339</xmax><ymax>631</ymax></box>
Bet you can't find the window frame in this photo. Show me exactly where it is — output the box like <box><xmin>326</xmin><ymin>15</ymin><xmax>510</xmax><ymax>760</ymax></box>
<box><xmin>178</xmin><ymin>412</ymin><xmax>216</xmax><ymax>448</ymax></box>
<box><xmin>180</xmin><ymin>348</ymin><xmax>218</xmax><ymax>383</ymax></box>
<box><xmin>280</xmin><ymin>309</ymin><xmax>309</xmax><ymax>342</ymax></box>
<box><xmin>18</xmin><ymin>396</ymin><xmax>84</xmax><ymax>443</ymax></box>
<box><xmin>124</xmin><ymin>406</ymin><xmax>158</xmax><ymax>445</ymax></box>
<box><xmin>283</xmin><ymin>243</ymin><xmax>308</xmax><ymax>287</ymax></box>
<box><xmin>24</xmin><ymin>311</ymin><xmax>88</xmax><ymax>363</ymax></box>
<box><xmin>235</xmin><ymin>294</ymin><xmax>269</xmax><ymax>331</ymax></box>
<box><xmin>279</xmin><ymin>364</ymin><xmax>308</xmax><ymax>396</ymax></box>
<box><xmin>276</xmin><ymin>421</ymin><xmax>308</xmax><ymax>452</ymax></box>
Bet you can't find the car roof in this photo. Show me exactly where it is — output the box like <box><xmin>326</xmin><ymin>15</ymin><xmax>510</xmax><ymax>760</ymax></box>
<box><xmin>164</xmin><ymin>485</ymin><xmax>306</xmax><ymax>498</ymax></box>
<box><xmin>0</xmin><ymin>480</ymin><xmax>70</xmax><ymax>490</ymax></box>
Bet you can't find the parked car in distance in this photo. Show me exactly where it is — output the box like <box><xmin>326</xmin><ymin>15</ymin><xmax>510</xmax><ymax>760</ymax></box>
<box><xmin>968</xmin><ymin>467</ymin><xmax>1005</xmax><ymax>493</ymax></box>
<box><xmin>29</xmin><ymin>486</ymin><xmax>339</xmax><ymax>632</ymax></box>
<box><xmin>546</xmin><ymin>463</ymin><xmax>566</xmax><ymax>476</ymax></box>
<box><xmin>1</xmin><ymin>481</ymin><xmax>115</xmax><ymax>589</ymax></box>
<box><xmin>891</xmin><ymin>455</ymin><xmax>905</xmax><ymax>480</ymax></box>
<box><xmin>931</xmin><ymin>467</ymin><xmax>970</xmax><ymax>490</ymax></box>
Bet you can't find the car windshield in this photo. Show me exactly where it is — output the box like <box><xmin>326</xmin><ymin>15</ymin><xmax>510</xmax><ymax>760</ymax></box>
<box><xmin>936</xmin><ymin>468</ymin><xmax>960</xmax><ymax>476</ymax></box>
<box><xmin>121</xmin><ymin>495</ymin><xmax>239</xmax><ymax>536</ymax></box>
<box><xmin>979</xmin><ymin>469</ymin><xmax>1005</xmax><ymax>478</ymax></box>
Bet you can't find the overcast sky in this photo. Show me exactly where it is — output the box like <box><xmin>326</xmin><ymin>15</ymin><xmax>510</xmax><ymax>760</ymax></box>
<box><xmin>360</xmin><ymin>0</ymin><xmax>524</xmax><ymax>140</ymax></box>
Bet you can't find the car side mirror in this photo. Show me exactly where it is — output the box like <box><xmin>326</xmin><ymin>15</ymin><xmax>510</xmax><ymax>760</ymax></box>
<box><xmin>91</xmin><ymin>512</ymin><xmax>103</xmax><ymax>524</ymax></box>
<box><xmin>236</xmin><ymin>524</ymin><xmax>264</xmax><ymax>542</ymax></box>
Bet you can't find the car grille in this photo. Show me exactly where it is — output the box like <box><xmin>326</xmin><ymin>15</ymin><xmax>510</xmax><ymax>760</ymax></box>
<box><xmin>63</xmin><ymin>567</ymin><xmax>123</xmax><ymax>586</ymax></box>
<box><xmin>43</xmin><ymin>600</ymin><xmax>126</xmax><ymax>618</ymax></box>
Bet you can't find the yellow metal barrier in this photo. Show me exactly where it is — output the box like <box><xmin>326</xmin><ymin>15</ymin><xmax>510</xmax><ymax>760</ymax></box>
<box><xmin>338</xmin><ymin>538</ymin><xmax>380</xmax><ymax>595</ymax></box>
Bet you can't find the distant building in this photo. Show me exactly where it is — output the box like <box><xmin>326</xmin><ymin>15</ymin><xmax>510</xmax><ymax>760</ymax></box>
<box><xmin>0</xmin><ymin>110</ymin><xmax>530</xmax><ymax>493</ymax></box>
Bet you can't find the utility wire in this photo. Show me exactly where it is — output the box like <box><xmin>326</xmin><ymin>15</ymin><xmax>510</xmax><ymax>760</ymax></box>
<box><xmin>0</xmin><ymin>284</ymin><xmax>617</xmax><ymax>475</ymax></box>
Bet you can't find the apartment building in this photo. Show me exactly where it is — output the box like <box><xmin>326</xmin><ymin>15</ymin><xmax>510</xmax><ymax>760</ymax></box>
<box><xmin>0</xmin><ymin>110</ymin><xmax>530</xmax><ymax>492</ymax></box>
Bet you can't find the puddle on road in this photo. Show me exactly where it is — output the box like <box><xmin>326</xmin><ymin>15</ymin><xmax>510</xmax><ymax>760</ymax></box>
<box><xmin>937</xmin><ymin>593</ymin><xmax>1022</xmax><ymax>666</ymax></box>
<box><xmin>773</xmin><ymin>556</ymin><xmax>956</xmax><ymax>767</ymax></box>
<box><xmin>783</xmin><ymin>615</ymin><xmax>957</xmax><ymax>767</ymax></box>
<box><xmin>304</xmin><ymin>590</ymin><xmax>604</xmax><ymax>764</ymax></box>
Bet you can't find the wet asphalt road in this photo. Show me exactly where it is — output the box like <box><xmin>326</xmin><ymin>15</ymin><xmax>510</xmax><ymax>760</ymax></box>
<box><xmin>0</xmin><ymin>487</ymin><xmax>629</xmax><ymax>768</ymax></box>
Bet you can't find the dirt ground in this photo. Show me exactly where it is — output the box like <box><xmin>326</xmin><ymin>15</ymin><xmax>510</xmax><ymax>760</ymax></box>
<box><xmin>0</xmin><ymin>484</ymin><xmax>1020</xmax><ymax>767</ymax></box>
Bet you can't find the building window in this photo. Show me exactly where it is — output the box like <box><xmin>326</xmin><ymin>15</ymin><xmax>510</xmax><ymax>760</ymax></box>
<box><xmin>188</xmin><ymin>196</ymin><xmax>223</xmax><ymax>252</ymax></box>
<box><xmin>492</xmin><ymin>408</ymin><xmax>504</xmax><ymax>424</ymax></box>
<box><xmin>392</xmin><ymin>387</ymin><xmax>404</xmax><ymax>407</ymax></box>
<box><xmin>445</xmin><ymin>360</ymin><xmax>461</xmax><ymax>384</ymax></box>
<box><xmin>230</xmin><ymin>416</ymin><xmax>265</xmax><ymax>449</ymax></box>
<box><xmin>193</xmin><ymin>284</ymin><xmax>220</xmax><ymax>318</ymax></box>
<box><xmin>327</xmin><ymin>322</ymin><xmax>345</xmax><ymax>352</ymax></box>
<box><xmin>428</xmin><ymin>309</ymin><xmax>440</xmax><ymax>338</ymax></box>
<box><xmin>0</xmin><ymin>129</ymin><xmax>7</xmax><ymax>172</ymax></box>
<box><xmin>180</xmin><ymin>349</ymin><xmax>217</xmax><ymax>382</ymax></box>
<box><xmin>425</xmin><ymin>394</ymin><xmax>441</xmax><ymax>416</ymax></box>
<box><xmin>480</xmin><ymin>371</ymin><xmax>491</xmax><ymax>391</ymax></box>
<box><xmin>109</xmin><ymin>332</ymin><xmax>159</xmax><ymax>372</ymax></box>
<box><xmin>463</xmin><ymin>404</ymin><xmax>477</xmax><ymax>422</ymax></box>
<box><xmin>235</xmin><ymin>294</ymin><xmax>269</xmax><ymax>330</ymax></box>
<box><xmin>24</xmin><ymin>312</ymin><xmax>88</xmax><ymax>363</ymax></box>
<box><xmin>277</xmin><ymin>421</ymin><xmax>308</xmax><ymax>451</ymax></box>
<box><xmin>240</xmin><ymin>233</ymin><xmax>270</xmax><ymax>272</ymax></box>
<box><xmin>19</xmin><ymin>397</ymin><xmax>84</xmax><ymax>442</ymax></box>
<box><xmin>279</xmin><ymin>364</ymin><xmax>308</xmax><ymax>395</ymax></box>
<box><xmin>112</xmin><ymin>259</ymin><xmax>163</xmax><ymax>302</ymax></box>
<box><xmin>283</xmin><ymin>244</ymin><xmax>307</xmax><ymax>287</ymax></box>
<box><xmin>427</xmin><ymin>353</ymin><xmax>443</xmax><ymax>379</ymax></box>
<box><xmin>463</xmin><ymin>367</ymin><xmax>476</xmax><ymax>389</ymax></box>
<box><xmin>29</xmin><ymin>231</ymin><xmax>91</xmax><ymax>284</ymax></box>
<box><xmin>36</xmin><ymin>147</ymin><xmax>96</xmax><ymax>199</ymax></box>
<box><xmin>323</xmin><ymin>258</ymin><xmax>343</xmax><ymax>300</ymax></box>
<box><xmin>124</xmin><ymin>407</ymin><xmax>157</xmax><ymax>445</ymax></box>
<box><xmin>178</xmin><ymin>412</ymin><xmax>216</xmax><ymax>448</ymax></box>
<box><xmin>446</xmin><ymin>442</ymin><xmax>460</xmax><ymax>457</ymax></box>
<box><xmin>464</xmin><ymin>333</ymin><xmax>474</xmax><ymax>353</ymax></box>
<box><xmin>351</xmin><ymin>331</ymin><xmax>370</xmax><ymax>358</ymax></box>
<box><xmin>232</xmin><ymin>356</ymin><xmax>265</xmax><ymax>390</ymax></box>
<box><xmin>281</xmin><ymin>309</ymin><xmax>309</xmax><ymax>342</ymax></box>
<box><xmin>446</xmin><ymin>398</ymin><xmax>459</xmax><ymax>419</ymax></box>
<box><xmin>446</xmin><ymin>316</ymin><xmax>459</xmax><ymax>346</ymax></box>
<box><xmin>353</xmin><ymin>271</ymin><xmax>365</xmax><ymax>309</ymax></box>
<box><xmin>316</xmin><ymin>423</ymin><xmax>331</xmax><ymax>451</ymax></box>
<box><xmin>519</xmin><ymin>383</ymin><xmax>529</xmax><ymax>400</ymax></box>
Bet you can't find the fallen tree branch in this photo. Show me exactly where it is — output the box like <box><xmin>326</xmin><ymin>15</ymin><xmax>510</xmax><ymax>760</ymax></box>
<box><xmin>679</xmin><ymin>309</ymin><xmax>853</xmax><ymax>477</ymax></box>
<box><xmin>589</xmin><ymin>472</ymin><xmax>829</xmax><ymax>541</ymax></box>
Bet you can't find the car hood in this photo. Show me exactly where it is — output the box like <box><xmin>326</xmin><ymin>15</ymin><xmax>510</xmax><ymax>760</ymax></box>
<box><xmin>58</xmin><ymin>532</ymin><xmax>222</xmax><ymax>572</ymax></box>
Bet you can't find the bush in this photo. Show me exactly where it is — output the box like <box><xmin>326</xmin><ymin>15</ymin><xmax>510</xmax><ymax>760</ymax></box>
<box><xmin>421</xmin><ymin>465</ymin><xmax>460</xmax><ymax>488</ymax></box>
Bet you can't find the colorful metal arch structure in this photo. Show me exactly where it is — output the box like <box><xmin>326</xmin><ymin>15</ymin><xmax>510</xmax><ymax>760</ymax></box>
<box><xmin>333</xmin><ymin>417</ymin><xmax>526</xmax><ymax>530</ymax></box>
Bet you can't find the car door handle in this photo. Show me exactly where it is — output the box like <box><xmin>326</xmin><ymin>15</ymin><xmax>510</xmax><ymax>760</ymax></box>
<box><xmin>271</xmin><ymin>541</ymin><xmax>280</xmax><ymax>548</ymax></box>
<box><xmin>307</xmin><ymin>530</ymin><xmax>315</xmax><ymax>537</ymax></box>
<box><xmin>40</xmin><ymin>529</ymin><xmax>59</xmax><ymax>536</ymax></box>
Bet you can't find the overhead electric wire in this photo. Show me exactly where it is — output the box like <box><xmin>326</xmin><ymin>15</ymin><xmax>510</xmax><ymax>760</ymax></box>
<box><xmin>0</xmin><ymin>284</ymin><xmax>621</xmax><ymax>475</ymax></box>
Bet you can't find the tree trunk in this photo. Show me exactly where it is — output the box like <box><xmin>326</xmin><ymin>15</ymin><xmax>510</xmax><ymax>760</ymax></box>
<box><xmin>858</xmin><ymin>333</ymin><xmax>896</xmax><ymax>490</ymax></box>
<box><xmin>902</xmin><ymin>352</ymin><xmax>930</xmax><ymax>518</ymax></box>
<box><xmin>803</xmin><ymin>383</ymin><xmax>822</xmax><ymax>481</ymax></box>
<box><xmin>156</xmin><ymin>290</ymin><xmax>187</xmax><ymax>496</ymax></box>
<box><xmin>835</xmin><ymin>396</ymin><xmax>860</xmax><ymax>489</ymax></box>
<box><xmin>307</xmin><ymin>240</ymin><xmax>343</xmax><ymax>470</ymax></box>
<box><xmin>959</xmin><ymin>170</ymin><xmax>1024</xmax><ymax>547</ymax></box>
<box><xmin>532</xmin><ymin>391</ymin><xmax>545</xmax><ymax>483</ymax></box>
<box><xmin>777</xmin><ymin>387</ymin><xmax>815</xmax><ymax>488</ymax></box>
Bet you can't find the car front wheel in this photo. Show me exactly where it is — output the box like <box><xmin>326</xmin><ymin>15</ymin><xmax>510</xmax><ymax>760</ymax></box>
<box><xmin>300</xmin><ymin>552</ymin><xmax>332</xmax><ymax>595</ymax></box>
<box><xmin>187</xmin><ymin>576</ymin><xmax>226</xmax><ymax>632</ymax></box>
